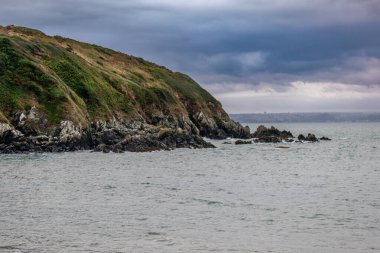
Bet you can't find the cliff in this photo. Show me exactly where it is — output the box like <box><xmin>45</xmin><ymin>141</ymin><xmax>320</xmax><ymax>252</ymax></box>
<box><xmin>0</xmin><ymin>25</ymin><xmax>249</xmax><ymax>153</ymax></box>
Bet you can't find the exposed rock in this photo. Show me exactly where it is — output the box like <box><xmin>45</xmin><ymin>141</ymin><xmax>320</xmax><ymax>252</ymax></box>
<box><xmin>112</xmin><ymin>144</ymin><xmax>125</xmax><ymax>153</ymax></box>
<box><xmin>93</xmin><ymin>144</ymin><xmax>107</xmax><ymax>152</ymax></box>
<box><xmin>320</xmin><ymin>136</ymin><xmax>332</xmax><ymax>141</ymax></box>
<box><xmin>253</xmin><ymin>125</ymin><xmax>293</xmax><ymax>139</ymax></box>
<box><xmin>297</xmin><ymin>134</ymin><xmax>306</xmax><ymax>141</ymax></box>
<box><xmin>235</xmin><ymin>140</ymin><xmax>252</xmax><ymax>145</ymax></box>
<box><xmin>11</xmin><ymin>106</ymin><xmax>48</xmax><ymax>136</ymax></box>
<box><xmin>0</xmin><ymin>117</ymin><xmax>216</xmax><ymax>153</ymax></box>
<box><xmin>0</xmin><ymin>129</ymin><xmax>24</xmax><ymax>144</ymax></box>
<box><xmin>249</xmin><ymin>125</ymin><xmax>329</xmax><ymax>144</ymax></box>
<box><xmin>0</xmin><ymin>123</ymin><xmax>13</xmax><ymax>136</ymax></box>
<box><xmin>94</xmin><ymin>143</ymin><xmax>124</xmax><ymax>153</ymax></box>
<box><xmin>298</xmin><ymin>133</ymin><xmax>319</xmax><ymax>142</ymax></box>
<box><xmin>148</xmin><ymin>113</ymin><xmax>199</xmax><ymax>136</ymax></box>
<box><xmin>191</xmin><ymin>111</ymin><xmax>250</xmax><ymax>139</ymax></box>
<box><xmin>0</xmin><ymin>112</ymin><xmax>331</xmax><ymax>153</ymax></box>
<box><xmin>252</xmin><ymin>125</ymin><xmax>293</xmax><ymax>143</ymax></box>
<box><xmin>306</xmin><ymin>134</ymin><xmax>318</xmax><ymax>142</ymax></box>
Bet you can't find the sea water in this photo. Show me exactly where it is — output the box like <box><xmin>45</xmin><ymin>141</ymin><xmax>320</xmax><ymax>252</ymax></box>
<box><xmin>0</xmin><ymin>123</ymin><xmax>379</xmax><ymax>252</ymax></box>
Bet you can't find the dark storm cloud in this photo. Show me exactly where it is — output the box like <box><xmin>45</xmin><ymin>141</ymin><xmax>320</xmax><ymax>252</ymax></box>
<box><xmin>1</xmin><ymin>0</ymin><xmax>380</xmax><ymax>112</ymax></box>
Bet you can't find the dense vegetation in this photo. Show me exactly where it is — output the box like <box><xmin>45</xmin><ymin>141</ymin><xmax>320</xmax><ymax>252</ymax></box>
<box><xmin>0</xmin><ymin>25</ymin><xmax>227</xmax><ymax>127</ymax></box>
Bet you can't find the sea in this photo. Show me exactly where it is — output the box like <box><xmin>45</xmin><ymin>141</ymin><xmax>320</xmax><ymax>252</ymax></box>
<box><xmin>1</xmin><ymin>123</ymin><xmax>379</xmax><ymax>253</ymax></box>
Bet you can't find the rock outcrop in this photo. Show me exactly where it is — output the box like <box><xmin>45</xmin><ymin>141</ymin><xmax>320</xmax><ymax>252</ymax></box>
<box><xmin>247</xmin><ymin>125</ymin><xmax>330</xmax><ymax>144</ymax></box>
<box><xmin>0</xmin><ymin>107</ymin><xmax>217</xmax><ymax>153</ymax></box>
<box><xmin>252</xmin><ymin>125</ymin><xmax>293</xmax><ymax>143</ymax></box>
<box><xmin>191</xmin><ymin>111</ymin><xmax>250</xmax><ymax>139</ymax></box>
<box><xmin>297</xmin><ymin>134</ymin><xmax>318</xmax><ymax>142</ymax></box>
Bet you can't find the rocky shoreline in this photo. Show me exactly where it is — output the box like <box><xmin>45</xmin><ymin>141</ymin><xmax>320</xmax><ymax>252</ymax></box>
<box><xmin>0</xmin><ymin>107</ymin><xmax>248</xmax><ymax>154</ymax></box>
<box><xmin>0</xmin><ymin>108</ymin><xmax>331</xmax><ymax>154</ymax></box>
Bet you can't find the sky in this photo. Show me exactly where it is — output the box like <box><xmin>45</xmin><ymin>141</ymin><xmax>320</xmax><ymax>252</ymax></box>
<box><xmin>1</xmin><ymin>0</ymin><xmax>380</xmax><ymax>113</ymax></box>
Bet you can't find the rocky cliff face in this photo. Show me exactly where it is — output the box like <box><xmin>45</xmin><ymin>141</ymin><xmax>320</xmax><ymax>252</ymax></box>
<box><xmin>0</xmin><ymin>106</ymin><xmax>217</xmax><ymax>153</ymax></box>
<box><xmin>0</xmin><ymin>25</ymin><xmax>249</xmax><ymax>153</ymax></box>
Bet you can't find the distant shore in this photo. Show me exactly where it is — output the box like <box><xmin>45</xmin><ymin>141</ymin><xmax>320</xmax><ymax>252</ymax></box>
<box><xmin>230</xmin><ymin>112</ymin><xmax>380</xmax><ymax>123</ymax></box>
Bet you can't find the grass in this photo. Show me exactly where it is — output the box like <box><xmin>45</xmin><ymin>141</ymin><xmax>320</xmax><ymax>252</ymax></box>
<box><xmin>46</xmin><ymin>48</ymin><xmax>124</xmax><ymax>118</ymax></box>
<box><xmin>0</xmin><ymin>25</ymin><xmax>229</xmax><ymax>127</ymax></box>
<box><xmin>9</xmin><ymin>26</ymin><xmax>46</xmax><ymax>37</ymax></box>
<box><xmin>0</xmin><ymin>110</ymin><xmax>8</xmax><ymax>123</ymax></box>
<box><xmin>147</xmin><ymin>65</ymin><xmax>220</xmax><ymax>113</ymax></box>
<box><xmin>0</xmin><ymin>36</ymin><xmax>72</xmax><ymax>123</ymax></box>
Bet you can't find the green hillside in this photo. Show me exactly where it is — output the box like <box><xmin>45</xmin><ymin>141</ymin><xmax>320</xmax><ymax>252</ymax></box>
<box><xmin>0</xmin><ymin>25</ymin><xmax>248</xmax><ymax>139</ymax></box>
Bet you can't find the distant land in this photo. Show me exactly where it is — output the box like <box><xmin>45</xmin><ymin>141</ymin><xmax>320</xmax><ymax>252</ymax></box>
<box><xmin>230</xmin><ymin>112</ymin><xmax>380</xmax><ymax>123</ymax></box>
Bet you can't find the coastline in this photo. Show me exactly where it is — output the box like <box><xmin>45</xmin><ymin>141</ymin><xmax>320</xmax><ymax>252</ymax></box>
<box><xmin>0</xmin><ymin>107</ymin><xmax>250</xmax><ymax>154</ymax></box>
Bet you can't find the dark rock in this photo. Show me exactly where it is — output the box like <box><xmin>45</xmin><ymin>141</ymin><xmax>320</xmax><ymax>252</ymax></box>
<box><xmin>298</xmin><ymin>134</ymin><xmax>306</xmax><ymax>141</ymax></box>
<box><xmin>94</xmin><ymin>144</ymin><xmax>107</xmax><ymax>152</ymax></box>
<box><xmin>100</xmin><ymin>129</ymin><xmax>124</xmax><ymax>145</ymax></box>
<box><xmin>191</xmin><ymin>112</ymin><xmax>251</xmax><ymax>139</ymax></box>
<box><xmin>306</xmin><ymin>134</ymin><xmax>318</xmax><ymax>142</ymax></box>
<box><xmin>93</xmin><ymin>144</ymin><xmax>124</xmax><ymax>153</ymax></box>
<box><xmin>250</xmin><ymin>125</ymin><xmax>327</xmax><ymax>144</ymax></box>
<box><xmin>93</xmin><ymin>144</ymin><xmax>113</xmax><ymax>153</ymax></box>
<box><xmin>0</xmin><ymin>110</ymin><xmax>235</xmax><ymax>153</ymax></box>
<box><xmin>102</xmin><ymin>146</ymin><xmax>111</xmax><ymax>153</ymax></box>
<box><xmin>298</xmin><ymin>133</ymin><xmax>318</xmax><ymax>142</ymax></box>
<box><xmin>252</xmin><ymin>125</ymin><xmax>293</xmax><ymax>142</ymax></box>
<box><xmin>112</xmin><ymin>144</ymin><xmax>124</xmax><ymax>153</ymax></box>
<box><xmin>1</xmin><ymin>129</ymin><xmax>24</xmax><ymax>144</ymax></box>
<box><xmin>13</xmin><ymin>141</ymin><xmax>32</xmax><ymax>152</ymax></box>
<box><xmin>320</xmin><ymin>136</ymin><xmax>331</xmax><ymax>141</ymax></box>
<box><xmin>235</xmin><ymin>140</ymin><xmax>252</xmax><ymax>145</ymax></box>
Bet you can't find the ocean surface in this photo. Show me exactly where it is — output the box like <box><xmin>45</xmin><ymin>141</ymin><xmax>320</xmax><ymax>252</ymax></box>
<box><xmin>1</xmin><ymin>123</ymin><xmax>379</xmax><ymax>253</ymax></box>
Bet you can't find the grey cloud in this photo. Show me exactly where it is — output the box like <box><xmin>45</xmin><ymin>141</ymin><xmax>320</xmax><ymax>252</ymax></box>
<box><xmin>1</xmin><ymin>0</ymin><xmax>380</xmax><ymax>112</ymax></box>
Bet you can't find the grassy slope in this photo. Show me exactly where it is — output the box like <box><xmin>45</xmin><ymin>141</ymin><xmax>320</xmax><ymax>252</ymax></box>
<box><xmin>0</xmin><ymin>25</ymin><xmax>228</xmax><ymax>127</ymax></box>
